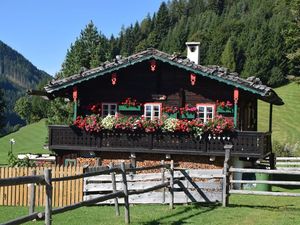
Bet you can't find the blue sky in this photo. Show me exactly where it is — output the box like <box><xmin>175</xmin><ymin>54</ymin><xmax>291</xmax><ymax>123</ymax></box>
<box><xmin>0</xmin><ymin>0</ymin><xmax>164</xmax><ymax>76</ymax></box>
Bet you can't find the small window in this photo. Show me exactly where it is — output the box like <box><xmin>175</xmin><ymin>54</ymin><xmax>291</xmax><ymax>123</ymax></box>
<box><xmin>196</xmin><ymin>104</ymin><xmax>215</xmax><ymax>123</ymax></box>
<box><xmin>102</xmin><ymin>103</ymin><xmax>117</xmax><ymax>117</ymax></box>
<box><xmin>144</xmin><ymin>103</ymin><xmax>161</xmax><ymax>120</ymax></box>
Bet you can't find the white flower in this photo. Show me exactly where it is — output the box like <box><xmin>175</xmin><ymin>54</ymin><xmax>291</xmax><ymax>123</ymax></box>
<box><xmin>102</xmin><ymin>115</ymin><xmax>115</xmax><ymax>130</ymax></box>
<box><xmin>162</xmin><ymin>118</ymin><xmax>178</xmax><ymax>132</ymax></box>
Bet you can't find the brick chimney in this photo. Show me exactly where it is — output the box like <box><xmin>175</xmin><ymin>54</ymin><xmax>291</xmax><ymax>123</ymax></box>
<box><xmin>186</xmin><ymin>42</ymin><xmax>200</xmax><ymax>65</ymax></box>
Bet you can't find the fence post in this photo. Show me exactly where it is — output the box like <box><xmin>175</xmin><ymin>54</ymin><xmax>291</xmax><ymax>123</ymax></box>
<box><xmin>110</xmin><ymin>162</ymin><xmax>120</xmax><ymax>216</ymax></box>
<box><xmin>121</xmin><ymin>162</ymin><xmax>130</xmax><ymax>224</ymax></box>
<box><xmin>169</xmin><ymin>160</ymin><xmax>174</xmax><ymax>209</ymax></box>
<box><xmin>44</xmin><ymin>169</ymin><xmax>52</xmax><ymax>225</ymax></box>
<box><xmin>222</xmin><ymin>145</ymin><xmax>232</xmax><ymax>207</ymax></box>
<box><xmin>29</xmin><ymin>169</ymin><xmax>36</xmax><ymax>215</ymax></box>
<box><xmin>161</xmin><ymin>160</ymin><xmax>165</xmax><ymax>204</ymax></box>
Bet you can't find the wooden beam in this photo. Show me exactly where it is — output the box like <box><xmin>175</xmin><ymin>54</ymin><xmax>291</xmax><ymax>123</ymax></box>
<box><xmin>230</xmin><ymin>190</ymin><xmax>300</xmax><ymax>197</ymax></box>
<box><xmin>0</xmin><ymin>175</ymin><xmax>44</xmax><ymax>187</ymax></box>
<box><xmin>229</xmin><ymin>168</ymin><xmax>300</xmax><ymax>175</ymax></box>
<box><xmin>110</xmin><ymin>162</ymin><xmax>120</xmax><ymax>217</ymax></box>
<box><xmin>44</xmin><ymin>169</ymin><xmax>52</xmax><ymax>225</ymax></box>
<box><xmin>269</xmin><ymin>103</ymin><xmax>273</xmax><ymax>133</ymax></box>
<box><xmin>121</xmin><ymin>162</ymin><xmax>130</xmax><ymax>224</ymax></box>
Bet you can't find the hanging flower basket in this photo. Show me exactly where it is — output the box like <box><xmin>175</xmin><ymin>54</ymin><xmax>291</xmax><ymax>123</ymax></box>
<box><xmin>164</xmin><ymin>112</ymin><xmax>178</xmax><ymax>119</ymax></box>
<box><xmin>216</xmin><ymin>100</ymin><xmax>233</xmax><ymax>114</ymax></box>
<box><xmin>119</xmin><ymin>97</ymin><xmax>141</xmax><ymax>111</ymax></box>
<box><xmin>118</xmin><ymin>105</ymin><xmax>141</xmax><ymax>111</ymax></box>
<box><xmin>181</xmin><ymin>112</ymin><xmax>196</xmax><ymax>119</ymax></box>
<box><xmin>217</xmin><ymin>106</ymin><xmax>233</xmax><ymax>114</ymax></box>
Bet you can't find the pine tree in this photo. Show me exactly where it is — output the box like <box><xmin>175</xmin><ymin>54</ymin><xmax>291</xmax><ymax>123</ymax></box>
<box><xmin>0</xmin><ymin>89</ymin><xmax>5</xmax><ymax>131</ymax></box>
<box><xmin>285</xmin><ymin>0</ymin><xmax>300</xmax><ymax>75</ymax></box>
<box><xmin>221</xmin><ymin>37</ymin><xmax>236</xmax><ymax>71</ymax></box>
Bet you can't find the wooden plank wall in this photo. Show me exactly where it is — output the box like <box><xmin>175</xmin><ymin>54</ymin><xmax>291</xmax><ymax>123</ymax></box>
<box><xmin>0</xmin><ymin>166</ymin><xmax>83</xmax><ymax>207</ymax></box>
<box><xmin>84</xmin><ymin>169</ymin><xmax>223</xmax><ymax>204</ymax></box>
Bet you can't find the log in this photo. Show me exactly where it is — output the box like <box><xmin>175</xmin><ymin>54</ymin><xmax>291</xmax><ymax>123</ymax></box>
<box><xmin>29</xmin><ymin>170</ymin><xmax>36</xmax><ymax>215</ymax></box>
<box><xmin>230</xmin><ymin>180</ymin><xmax>300</xmax><ymax>186</ymax></box>
<box><xmin>38</xmin><ymin>191</ymin><xmax>125</xmax><ymax>219</ymax></box>
<box><xmin>229</xmin><ymin>168</ymin><xmax>300</xmax><ymax>175</ymax></box>
<box><xmin>127</xmin><ymin>164</ymin><xmax>169</xmax><ymax>172</ymax></box>
<box><xmin>129</xmin><ymin>182</ymin><xmax>170</xmax><ymax>195</ymax></box>
<box><xmin>2</xmin><ymin>212</ymin><xmax>39</xmax><ymax>225</ymax></box>
<box><xmin>161</xmin><ymin>160</ymin><xmax>165</xmax><ymax>204</ymax></box>
<box><xmin>169</xmin><ymin>160</ymin><xmax>174</xmax><ymax>209</ymax></box>
<box><xmin>0</xmin><ymin>175</ymin><xmax>44</xmax><ymax>187</ymax></box>
<box><xmin>110</xmin><ymin>162</ymin><xmax>120</xmax><ymax>217</ymax></box>
<box><xmin>121</xmin><ymin>162</ymin><xmax>130</xmax><ymax>224</ymax></box>
<box><xmin>44</xmin><ymin>169</ymin><xmax>52</xmax><ymax>225</ymax></box>
<box><xmin>229</xmin><ymin>190</ymin><xmax>300</xmax><ymax>197</ymax></box>
<box><xmin>52</xmin><ymin>168</ymin><xmax>120</xmax><ymax>182</ymax></box>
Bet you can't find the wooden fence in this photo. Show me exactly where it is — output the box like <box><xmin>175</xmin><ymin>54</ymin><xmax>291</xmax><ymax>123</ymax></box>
<box><xmin>0</xmin><ymin>162</ymin><xmax>174</xmax><ymax>224</ymax></box>
<box><xmin>0</xmin><ymin>166</ymin><xmax>83</xmax><ymax>207</ymax></box>
<box><xmin>276</xmin><ymin>157</ymin><xmax>300</xmax><ymax>170</ymax></box>
<box><xmin>84</xmin><ymin>163</ymin><xmax>223</xmax><ymax>204</ymax></box>
<box><xmin>221</xmin><ymin>166</ymin><xmax>300</xmax><ymax>206</ymax></box>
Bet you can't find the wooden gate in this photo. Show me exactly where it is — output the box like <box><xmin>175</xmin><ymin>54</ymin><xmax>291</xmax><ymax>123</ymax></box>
<box><xmin>84</xmin><ymin>168</ymin><xmax>223</xmax><ymax>204</ymax></box>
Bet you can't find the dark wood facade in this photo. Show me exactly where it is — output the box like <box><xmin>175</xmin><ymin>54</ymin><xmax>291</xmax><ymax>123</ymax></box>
<box><xmin>43</xmin><ymin>49</ymin><xmax>283</xmax><ymax>164</ymax></box>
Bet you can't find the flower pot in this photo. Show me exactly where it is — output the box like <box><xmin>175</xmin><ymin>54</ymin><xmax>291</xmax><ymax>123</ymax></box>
<box><xmin>217</xmin><ymin>106</ymin><xmax>233</xmax><ymax>114</ymax></box>
<box><xmin>181</xmin><ymin>113</ymin><xmax>196</xmax><ymax>119</ymax></box>
<box><xmin>118</xmin><ymin>105</ymin><xmax>141</xmax><ymax>111</ymax></box>
<box><xmin>164</xmin><ymin>112</ymin><xmax>178</xmax><ymax>119</ymax></box>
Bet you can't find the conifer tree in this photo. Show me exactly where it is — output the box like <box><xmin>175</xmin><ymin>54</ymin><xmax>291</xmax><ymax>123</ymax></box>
<box><xmin>221</xmin><ymin>37</ymin><xmax>236</xmax><ymax>71</ymax></box>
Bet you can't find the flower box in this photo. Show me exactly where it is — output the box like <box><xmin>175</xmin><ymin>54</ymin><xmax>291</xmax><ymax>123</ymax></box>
<box><xmin>181</xmin><ymin>113</ymin><xmax>196</xmax><ymax>119</ymax></box>
<box><xmin>164</xmin><ymin>112</ymin><xmax>178</xmax><ymax>119</ymax></box>
<box><xmin>217</xmin><ymin>106</ymin><xmax>233</xmax><ymax>114</ymax></box>
<box><xmin>118</xmin><ymin>105</ymin><xmax>141</xmax><ymax>111</ymax></box>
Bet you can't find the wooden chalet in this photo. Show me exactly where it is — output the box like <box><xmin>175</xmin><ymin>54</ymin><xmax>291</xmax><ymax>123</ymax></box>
<box><xmin>42</xmin><ymin>43</ymin><xmax>283</xmax><ymax>168</ymax></box>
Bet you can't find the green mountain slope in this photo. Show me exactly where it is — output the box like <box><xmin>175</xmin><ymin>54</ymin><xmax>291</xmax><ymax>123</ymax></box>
<box><xmin>0</xmin><ymin>40</ymin><xmax>51</xmax><ymax>135</ymax></box>
<box><xmin>0</xmin><ymin>119</ymin><xmax>48</xmax><ymax>165</ymax></box>
<box><xmin>258</xmin><ymin>82</ymin><xmax>300</xmax><ymax>153</ymax></box>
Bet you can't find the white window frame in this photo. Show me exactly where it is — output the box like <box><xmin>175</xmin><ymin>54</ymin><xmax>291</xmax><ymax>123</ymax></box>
<box><xmin>196</xmin><ymin>104</ymin><xmax>215</xmax><ymax>123</ymax></box>
<box><xmin>144</xmin><ymin>103</ymin><xmax>161</xmax><ymax>120</ymax></box>
<box><xmin>102</xmin><ymin>103</ymin><xmax>118</xmax><ymax>117</ymax></box>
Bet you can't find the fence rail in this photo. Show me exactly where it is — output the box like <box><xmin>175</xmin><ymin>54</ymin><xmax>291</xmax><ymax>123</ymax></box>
<box><xmin>0</xmin><ymin>162</ymin><xmax>178</xmax><ymax>225</ymax></box>
<box><xmin>224</xmin><ymin>165</ymin><xmax>300</xmax><ymax>205</ymax></box>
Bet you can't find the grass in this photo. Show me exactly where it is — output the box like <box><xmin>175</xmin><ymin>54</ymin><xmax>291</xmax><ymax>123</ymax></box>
<box><xmin>1</xmin><ymin>194</ymin><xmax>300</xmax><ymax>225</ymax></box>
<box><xmin>258</xmin><ymin>82</ymin><xmax>300</xmax><ymax>151</ymax></box>
<box><xmin>0</xmin><ymin>119</ymin><xmax>48</xmax><ymax>165</ymax></box>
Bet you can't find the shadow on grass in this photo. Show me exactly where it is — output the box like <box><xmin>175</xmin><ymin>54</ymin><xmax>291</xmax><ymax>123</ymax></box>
<box><xmin>140</xmin><ymin>203</ymin><xmax>218</xmax><ymax>225</ymax></box>
<box><xmin>228</xmin><ymin>203</ymin><xmax>298</xmax><ymax>212</ymax></box>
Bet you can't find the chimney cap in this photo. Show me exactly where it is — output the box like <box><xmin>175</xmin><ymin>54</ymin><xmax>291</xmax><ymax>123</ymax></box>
<box><xmin>186</xmin><ymin>42</ymin><xmax>200</xmax><ymax>46</ymax></box>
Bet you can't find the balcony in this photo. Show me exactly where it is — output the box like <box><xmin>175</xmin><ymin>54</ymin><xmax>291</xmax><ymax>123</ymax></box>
<box><xmin>48</xmin><ymin>125</ymin><xmax>271</xmax><ymax>158</ymax></box>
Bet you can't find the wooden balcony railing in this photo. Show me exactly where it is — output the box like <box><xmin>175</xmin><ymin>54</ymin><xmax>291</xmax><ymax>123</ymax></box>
<box><xmin>48</xmin><ymin>125</ymin><xmax>272</xmax><ymax>158</ymax></box>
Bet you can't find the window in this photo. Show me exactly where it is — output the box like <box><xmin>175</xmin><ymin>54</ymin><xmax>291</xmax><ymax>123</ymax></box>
<box><xmin>196</xmin><ymin>104</ymin><xmax>215</xmax><ymax>123</ymax></box>
<box><xmin>144</xmin><ymin>103</ymin><xmax>161</xmax><ymax>120</ymax></box>
<box><xmin>102</xmin><ymin>103</ymin><xmax>117</xmax><ymax>117</ymax></box>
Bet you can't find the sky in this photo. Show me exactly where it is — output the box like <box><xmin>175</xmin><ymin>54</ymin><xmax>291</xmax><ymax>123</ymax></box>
<box><xmin>0</xmin><ymin>0</ymin><xmax>164</xmax><ymax>76</ymax></box>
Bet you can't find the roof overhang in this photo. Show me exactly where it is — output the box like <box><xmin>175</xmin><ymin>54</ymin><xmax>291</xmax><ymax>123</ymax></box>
<box><xmin>44</xmin><ymin>49</ymin><xmax>284</xmax><ymax>105</ymax></box>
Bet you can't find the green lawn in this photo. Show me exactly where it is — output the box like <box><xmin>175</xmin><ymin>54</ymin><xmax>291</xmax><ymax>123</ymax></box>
<box><xmin>0</xmin><ymin>119</ymin><xmax>48</xmax><ymax>165</ymax></box>
<box><xmin>258</xmin><ymin>82</ymin><xmax>300</xmax><ymax>153</ymax></box>
<box><xmin>1</xmin><ymin>194</ymin><xmax>300</xmax><ymax>225</ymax></box>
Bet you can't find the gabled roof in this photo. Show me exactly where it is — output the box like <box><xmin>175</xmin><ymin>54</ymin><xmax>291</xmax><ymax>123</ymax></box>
<box><xmin>44</xmin><ymin>48</ymin><xmax>283</xmax><ymax>105</ymax></box>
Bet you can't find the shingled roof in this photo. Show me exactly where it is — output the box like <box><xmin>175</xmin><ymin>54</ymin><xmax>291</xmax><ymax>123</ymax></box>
<box><xmin>44</xmin><ymin>48</ymin><xmax>283</xmax><ymax>105</ymax></box>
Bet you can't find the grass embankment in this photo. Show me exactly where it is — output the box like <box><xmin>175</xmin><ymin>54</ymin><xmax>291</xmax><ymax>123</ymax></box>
<box><xmin>258</xmin><ymin>82</ymin><xmax>300</xmax><ymax>152</ymax></box>
<box><xmin>0</xmin><ymin>119</ymin><xmax>48</xmax><ymax>165</ymax></box>
<box><xmin>1</xmin><ymin>194</ymin><xmax>300</xmax><ymax>225</ymax></box>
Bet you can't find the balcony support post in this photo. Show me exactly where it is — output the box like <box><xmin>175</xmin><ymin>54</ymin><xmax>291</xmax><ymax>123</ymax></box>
<box><xmin>268</xmin><ymin>103</ymin><xmax>273</xmax><ymax>133</ymax></box>
<box><xmin>73</xmin><ymin>100</ymin><xmax>78</xmax><ymax>121</ymax></box>
<box><xmin>233</xmin><ymin>89</ymin><xmax>239</xmax><ymax>128</ymax></box>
